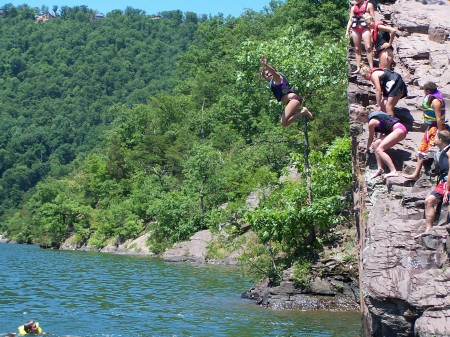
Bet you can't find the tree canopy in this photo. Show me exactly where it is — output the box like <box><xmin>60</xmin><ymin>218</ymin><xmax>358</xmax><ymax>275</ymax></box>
<box><xmin>0</xmin><ymin>5</ymin><xmax>200</xmax><ymax>215</ymax></box>
<box><xmin>0</xmin><ymin>0</ymin><xmax>351</xmax><ymax>283</ymax></box>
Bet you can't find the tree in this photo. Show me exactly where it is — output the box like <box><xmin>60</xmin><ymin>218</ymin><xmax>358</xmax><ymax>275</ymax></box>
<box><xmin>183</xmin><ymin>143</ymin><xmax>222</xmax><ymax>214</ymax></box>
<box><xmin>245</xmin><ymin>137</ymin><xmax>352</xmax><ymax>275</ymax></box>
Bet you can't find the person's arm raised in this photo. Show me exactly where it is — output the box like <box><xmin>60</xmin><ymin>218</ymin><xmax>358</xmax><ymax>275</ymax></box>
<box><xmin>260</xmin><ymin>55</ymin><xmax>282</xmax><ymax>84</ymax></box>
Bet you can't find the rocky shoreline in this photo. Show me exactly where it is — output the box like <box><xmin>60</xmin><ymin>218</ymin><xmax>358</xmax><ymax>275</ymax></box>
<box><xmin>1</xmin><ymin>223</ymin><xmax>360</xmax><ymax>312</ymax></box>
<box><xmin>242</xmin><ymin>262</ymin><xmax>360</xmax><ymax>311</ymax></box>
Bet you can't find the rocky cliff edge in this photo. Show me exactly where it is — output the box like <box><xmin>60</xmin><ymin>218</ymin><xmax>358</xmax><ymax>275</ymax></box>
<box><xmin>350</xmin><ymin>0</ymin><xmax>450</xmax><ymax>335</ymax></box>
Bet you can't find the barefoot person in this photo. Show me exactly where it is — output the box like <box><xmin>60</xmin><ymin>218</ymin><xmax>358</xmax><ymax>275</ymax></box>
<box><xmin>359</xmin><ymin>65</ymin><xmax>408</xmax><ymax>116</ymax></box>
<box><xmin>345</xmin><ymin>0</ymin><xmax>375</xmax><ymax>73</ymax></box>
<box><xmin>363</xmin><ymin>13</ymin><xmax>397</xmax><ymax>69</ymax></box>
<box><xmin>260</xmin><ymin>55</ymin><xmax>312</xmax><ymax>127</ymax></box>
<box><xmin>404</xmin><ymin>82</ymin><xmax>447</xmax><ymax>180</ymax></box>
<box><xmin>357</xmin><ymin>110</ymin><xmax>408</xmax><ymax>179</ymax></box>
<box><xmin>417</xmin><ymin>130</ymin><xmax>450</xmax><ymax>238</ymax></box>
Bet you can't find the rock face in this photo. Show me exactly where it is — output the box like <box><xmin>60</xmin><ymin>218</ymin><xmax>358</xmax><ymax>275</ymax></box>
<box><xmin>241</xmin><ymin>259</ymin><xmax>360</xmax><ymax>311</ymax></box>
<box><xmin>350</xmin><ymin>0</ymin><xmax>450</xmax><ymax>336</ymax></box>
<box><xmin>162</xmin><ymin>230</ymin><xmax>215</xmax><ymax>263</ymax></box>
<box><xmin>0</xmin><ymin>235</ymin><xmax>10</xmax><ymax>243</ymax></box>
<box><xmin>61</xmin><ymin>233</ymin><xmax>153</xmax><ymax>255</ymax></box>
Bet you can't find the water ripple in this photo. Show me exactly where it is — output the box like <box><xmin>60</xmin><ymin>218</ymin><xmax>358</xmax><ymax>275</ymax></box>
<box><xmin>0</xmin><ymin>244</ymin><xmax>361</xmax><ymax>337</ymax></box>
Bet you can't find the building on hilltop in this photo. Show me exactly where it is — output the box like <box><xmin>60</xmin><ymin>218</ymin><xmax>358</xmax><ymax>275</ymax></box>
<box><xmin>35</xmin><ymin>12</ymin><xmax>55</xmax><ymax>22</ymax></box>
<box><xmin>91</xmin><ymin>12</ymin><xmax>105</xmax><ymax>21</ymax></box>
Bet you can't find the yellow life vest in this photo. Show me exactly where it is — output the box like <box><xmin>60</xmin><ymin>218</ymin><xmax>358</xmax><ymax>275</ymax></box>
<box><xmin>422</xmin><ymin>91</ymin><xmax>446</xmax><ymax>125</ymax></box>
<box><xmin>18</xmin><ymin>322</ymin><xmax>43</xmax><ymax>334</ymax></box>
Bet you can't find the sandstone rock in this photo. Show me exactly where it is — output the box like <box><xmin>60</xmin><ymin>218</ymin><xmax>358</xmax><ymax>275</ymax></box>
<box><xmin>162</xmin><ymin>230</ymin><xmax>212</xmax><ymax>263</ymax></box>
<box><xmin>242</xmin><ymin>254</ymin><xmax>360</xmax><ymax>311</ymax></box>
<box><xmin>242</xmin><ymin>278</ymin><xmax>359</xmax><ymax>311</ymax></box>
<box><xmin>428</xmin><ymin>21</ymin><xmax>449</xmax><ymax>44</ymax></box>
<box><xmin>309</xmin><ymin>277</ymin><xmax>336</xmax><ymax>296</ymax></box>
<box><xmin>351</xmin><ymin>0</ymin><xmax>450</xmax><ymax>335</ymax></box>
<box><xmin>60</xmin><ymin>233</ymin><xmax>154</xmax><ymax>255</ymax></box>
<box><xmin>101</xmin><ymin>233</ymin><xmax>153</xmax><ymax>255</ymax></box>
<box><xmin>60</xmin><ymin>234</ymin><xmax>96</xmax><ymax>251</ymax></box>
<box><xmin>415</xmin><ymin>309</ymin><xmax>450</xmax><ymax>337</ymax></box>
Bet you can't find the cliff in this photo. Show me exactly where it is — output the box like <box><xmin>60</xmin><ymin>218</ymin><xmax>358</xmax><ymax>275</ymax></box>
<box><xmin>350</xmin><ymin>0</ymin><xmax>450</xmax><ymax>335</ymax></box>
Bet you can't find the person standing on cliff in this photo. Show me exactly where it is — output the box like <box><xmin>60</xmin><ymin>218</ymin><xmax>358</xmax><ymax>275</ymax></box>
<box><xmin>363</xmin><ymin>13</ymin><xmax>397</xmax><ymax>69</ymax></box>
<box><xmin>416</xmin><ymin>129</ymin><xmax>450</xmax><ymax>239</ymax></box>
<box><xmin>345</xmin><ymin>0</ymin><xmax>375</xmax><ymax>74</ymax></box>
<box><xmin>404</xmin><ymin>82</ymin><xmax>447</xmax><ymax>180</ymax></box>
<box><xmin>259</xmin><ymin>55</ymin><xmax>312</xmax><ymax>127</ymax></box>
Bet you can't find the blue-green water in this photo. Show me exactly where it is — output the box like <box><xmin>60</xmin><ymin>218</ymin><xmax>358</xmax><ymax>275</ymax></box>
<box><xmin>0</xmin><ymin>244</ymin><xmax>361</xmax><ymax>336</ymax></box>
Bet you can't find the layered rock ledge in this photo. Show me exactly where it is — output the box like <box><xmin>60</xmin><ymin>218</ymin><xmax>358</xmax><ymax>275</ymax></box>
<box><xmin>350</xmin><ymin>0</ymin><xmax>450</xmax><ymax>335</ymax></box>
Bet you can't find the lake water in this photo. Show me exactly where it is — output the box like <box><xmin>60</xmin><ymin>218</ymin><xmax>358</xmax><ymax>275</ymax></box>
<box><xmin>0</xmin><ymin>244</ymin><xmax>362</xmax><ymax>336</ymax></box>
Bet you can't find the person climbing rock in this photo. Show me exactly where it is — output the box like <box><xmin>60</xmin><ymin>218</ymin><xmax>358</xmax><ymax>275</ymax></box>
<box><xmin>363</xmin><ymin>13</ymin><xmax>397</xmax><ymax>69</ymax></box>
<box><xmin>356</xmin><ymin>109</ymin><xmax>408</xmax><ymax>179</ymax></box>
<box><xmin>359</xmin><ymin>65</ymin><xmax>408</xmax><ymax>116</ymax></box>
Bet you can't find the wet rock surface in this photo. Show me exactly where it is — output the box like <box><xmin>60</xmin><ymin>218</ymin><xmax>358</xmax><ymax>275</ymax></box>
<box><xmin>350</xmin><ymin>0</ymin><xmax>450</xmax><ymax>335</ymax></box>
<box><xmin>241</xmin><ymin>266</ymin><xmax>360</xmax><ymax>311</ymax></box>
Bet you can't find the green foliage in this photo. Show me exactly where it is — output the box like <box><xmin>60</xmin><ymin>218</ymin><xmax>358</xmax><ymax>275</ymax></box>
<box><xmin>206</xmin><ymin>230</ymin><xmax>245</xmax><ymax>260</ymax></box>
<box><xmin>0</xmin><ymin>5</ymin><xmax>200</xmax><ymax>218</ymax></box>
<box><xmin>277</xmin><ymin>0</ymin><xmax>349</xmax><ymax>40</ymax></box>
<box><xmin>292</xmin><ymin>259</ymin><xmax>312</xmax><ymax>289</ymax></box>
<box><xmin>237</xmin><ymin>236</ymin><xmax>288</xmax><ymax>284</ymax></box>
<box><xmin>245</xmin><ymin>137</ymin><xmax>352</xmax><ymax>261</ymax></box>
<box><xmin>308</xmin><ymin>85</ymin><xmax>350</xmax><ymax>148</ymax></box>
<box><xmin>237</xmin><ymin>29</ymin><xmax>347</xmax><ymax>100</ymax></box>
<box><xmin>1</xmin><ymin>0</ymin><xmax>352</xmax><ymax>288</ymax></box>
<box><xmin>146</xmin><ymin>190</ymin><xmax>202</xmax><ymax>254</ymax></box>
<box><xmin>342</xmin><ymin>253</ymin><xmax>356</xmax><ymax>263</ymax></box>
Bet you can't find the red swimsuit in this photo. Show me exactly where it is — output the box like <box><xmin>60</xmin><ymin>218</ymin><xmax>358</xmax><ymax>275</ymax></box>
<box><xmin>351</xmin><ymin>1</ymin><xmax>370</xmax><ymax>35</ymax></box>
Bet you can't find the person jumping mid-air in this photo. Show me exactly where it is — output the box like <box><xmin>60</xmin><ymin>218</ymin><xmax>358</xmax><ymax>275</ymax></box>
<box><xmin>260</xmin><ymin>55</ymin><xmax>312</xmax><ymax>127</ymax></box>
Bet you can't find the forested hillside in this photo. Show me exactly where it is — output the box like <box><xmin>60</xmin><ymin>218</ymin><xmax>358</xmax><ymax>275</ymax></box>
<box><xmin>0</xmin><ymin>4</ymin><xmax>199</xmax><ymax>212</ymax></box>
<box><xmin>1</xmin><ymin>0</ymin><xmax>351</xmax><ymax>283</ymax></box>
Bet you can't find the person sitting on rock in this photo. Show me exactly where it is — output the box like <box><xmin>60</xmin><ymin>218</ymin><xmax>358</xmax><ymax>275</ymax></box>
<box><xmin>416</xmin><ymin>129</ymin><xmax>450</xmax><ymax>239</ymax></box>
<box><xmin>356</xmin><ymin>109</ymin><xmax>408</xmax><ymax>179</ymax></box>
<box><xmin>363</xmin><ymin>13</ymin><xmax>397</xmax><ymax>69</ymax></box>
<box><xmin>359</xmin><ymin>64</ymin><xmax>408</xmax><ymax>116</ymax></box>
<box><xmin>404</xmin><ymin>82</ymin><xmax>447</xmax><ymax>180</ymax></box>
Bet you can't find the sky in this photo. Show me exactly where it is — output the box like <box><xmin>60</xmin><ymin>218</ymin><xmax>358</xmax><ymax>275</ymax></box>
<box><xmin>5</xmin><ymin>0</ymin><xmax>271</xmax><ymax>17</ymax></box>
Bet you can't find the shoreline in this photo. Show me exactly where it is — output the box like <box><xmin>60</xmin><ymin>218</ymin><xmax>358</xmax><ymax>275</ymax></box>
<box><xmin>1</xmin><ymin>233</ymin><xmax>360</xmax><ymax>312</ymax></box>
